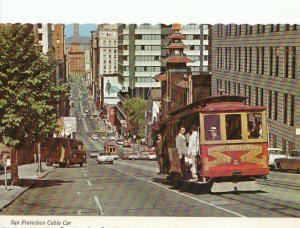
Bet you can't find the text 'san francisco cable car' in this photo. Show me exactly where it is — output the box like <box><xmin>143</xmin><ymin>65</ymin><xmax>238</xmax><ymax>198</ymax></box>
<box><xmin>160</xmin><ymin>95</ymin><xmax>269</xmax><ymax>193</ymax></box>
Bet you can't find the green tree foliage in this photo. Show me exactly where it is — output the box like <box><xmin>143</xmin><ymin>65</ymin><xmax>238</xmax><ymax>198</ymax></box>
<box><xmin>122</xmin><ymin>96</ymin><xmax>148</xmax><ymax>138</ymax></box>
<box><xmin>0</xmin><ymin>24</ymin><xmax>68</xmax><ymax>181</ymax></box>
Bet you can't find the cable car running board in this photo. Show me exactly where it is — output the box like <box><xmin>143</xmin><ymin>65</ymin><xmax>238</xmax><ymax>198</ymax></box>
<box><xmin>211</xmin><ymin>180</ymin><xmax>259</xmax><ymax>193</ymax></box>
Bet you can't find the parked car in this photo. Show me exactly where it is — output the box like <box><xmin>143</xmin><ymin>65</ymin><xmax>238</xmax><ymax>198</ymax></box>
<box><xmin>267</xmin><ymin>148</ymin><xmax>286</xmax><ymax>169</ymax></box>
<box><xmin>101</xmin><ymin>136</ymin><xmax>107</xmax><ymax>140</ymax></box>
<box><xmin>140</xmin><ymin>152</ymin><xmax>149</xmax><ymax>160</ymax></box>
<box><xmin>274</xmin><ymin>150</ymin><xmax>300</xmax><ymax>173</ymax></box>
<box><xmin>128</xmin><ymin>153</ymin><xmax>139</xmax><ymax>160</ymax></box>
<box><xmin>116</xmin><ymin>139</ymin><xmax>124</xmax><ymax>145</ymax></box>
<box><xmin>42</xmin><ymin>138</ymin><xmax>86</xmax><ymax>168</ymax></box>
<box><xmin>147</xmin><ymin>152</ymin><xmax>157</xmax><ymax>161</ymax></box>
<box><xmin>97</xmin><ymin>152</ymin><xmax>114</xmax><ymax>164</ymax></box>
<box><xmin>91</xmin><ymin>134</ymin><xmax>99</xmax><ymax>140</ymax></box>
<box><xmin>123</xmin><ymin>141</ymin><xmax>131</xmax><ymax>147</ymax></box>
<box><xmin>90</xmin><ymin>150</ymin><xmax>100</xmax><ymax>158</ymax></box>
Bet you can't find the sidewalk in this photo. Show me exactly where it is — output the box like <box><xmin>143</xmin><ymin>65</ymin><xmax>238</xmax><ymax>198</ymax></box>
<box><xmin>0</xmin><ymin>162</ymin><xmax>53</xmax><ymax>212</ymax></box>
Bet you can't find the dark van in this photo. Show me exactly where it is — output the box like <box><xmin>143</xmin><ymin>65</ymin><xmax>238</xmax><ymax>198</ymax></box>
<box><xmin>41</xmin><ymin>138</ymin><xmax>86</xmax><ymax>168</ymax></box>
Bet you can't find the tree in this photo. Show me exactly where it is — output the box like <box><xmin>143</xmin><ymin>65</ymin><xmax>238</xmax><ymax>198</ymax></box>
<box><xmin>122</xmin><ymin>96</ymin><xmax>148</xmax><ymax>139</ymax></box>
<box><xmin>0</xmin><ymin>24</ymin><xmax>68</xmax><ymax>183</ymax></box>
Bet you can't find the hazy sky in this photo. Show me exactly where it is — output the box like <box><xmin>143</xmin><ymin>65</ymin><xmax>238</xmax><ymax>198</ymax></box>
<box><xmin>65</xmin><ymin>24</ymin><xmax>97</xmax><ymax>37</ymax></box>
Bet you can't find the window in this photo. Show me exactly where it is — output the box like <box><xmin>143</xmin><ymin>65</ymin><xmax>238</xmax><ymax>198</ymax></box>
<box><xmin>283</xmin><ymin>94</ymin><xmax>288</xmax><ymax>124</ymax></box>
<box><xmin>204</xmin><ymin>115</ymin><xmax>221</xmax><ymax>141</ymax></box>
<box><xmin>268</xmin><ymin>90</ymin><xmax>272</xmax><ymax>119</ymax></box>
<box><xmin>249</xmin><ymin>47</ymin><xmax>252</xmax><ymax>73</ymax></box>
<box><xmin>291</xmin><ymin>95</ymin><xmax>294</xmax><ymax>127</ymax></box>
<box><xmin>226</xmin><ymin>114</ymin><xmax>242</xmax><ymax>140</ymax></box>
<box><xmin>270</xmin><ymin>24</ymin><xmax>274</xmax><ymax>32</ymax></box>
<box><xmin>292</xmin><ymin>47</ymin><xmax>296</xmax><ymax>79</ymax></box>
<box><xmin>274</xmin><ymin>91</ymin><xmax>278</xmax><ymax>120</ymax></box>
<box><xmin>238</xmin><ymin>47</ymin><xmax>241</xmax><ymax>71</ymax></box>
<box><xmin>255</xmin><ymin>87</ymin><xmax>259</xmax><ymax>106</ymax></box>
<box><xmin>248</xmin><ymin>86</ymin><xmax>251</xmax><ymax>106</ymax></box>
<box><xmin>256</xmin><ymin>47</ymin><xmax>260</xmax><ymax>74</ymax></box>
<box><xmin>284</xmin><ymin>47</ymin><xmax>289</xmax><ymax>78</ymax></box>
<box><xmin>261</xmin><ymin>47</ymin><xmax>265</xmax><ymax>75</ymax></box>
<box><xmin>269</xmin><ymin>47</ymin><xmax>273</xmax><ymax>76</ymax></box>
<box><xmin>247</xmin><ymin>113</ymin><xmax>263</xmax><ymax>139</ymax></box>
<box><xmin>276</xmin><ymin>24</ymin><xmax>280</xmax><ymax>32</ymax></box>
<box><xmin>244</xmin><ymin>47</ymin><xmax>248</xmax><ymax>72</ymax></box>
<box><xmin>234</xmin><ymin>47</ymin><xmax>237</xmax><ymax>71</ymax></box>
<box><xmin>275</xmin><ymin>47</ymin><xmax>279</xmax><ymax>76</ymax></box>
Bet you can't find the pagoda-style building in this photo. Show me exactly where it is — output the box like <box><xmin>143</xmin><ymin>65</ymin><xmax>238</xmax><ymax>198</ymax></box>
<box><xmin>155</xmin><ymin>23</ymin><xmax>212</xmax><ymax>123</ymax></box>
<box><xmin>155</xmin><ymin>24</ymin><xmax>193</xmax><ymax>120</ymax></box>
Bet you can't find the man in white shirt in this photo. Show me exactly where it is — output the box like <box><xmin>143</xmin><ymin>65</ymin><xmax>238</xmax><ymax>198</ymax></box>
<box><xmin>175</xmin><ymin>126</ymin><xmax>188</xmax><ymax>179</ymax></box>
<box><xmin>188</xmin><ymin>125</ymin><xmax>199</xmax><ymax>182</ymax></box>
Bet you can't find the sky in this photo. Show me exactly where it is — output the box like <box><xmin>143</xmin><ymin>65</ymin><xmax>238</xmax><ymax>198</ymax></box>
<box><xmin>65</xmin><ymin>24</ymin><xmax>97</xmax><ymax>38</ymax></box>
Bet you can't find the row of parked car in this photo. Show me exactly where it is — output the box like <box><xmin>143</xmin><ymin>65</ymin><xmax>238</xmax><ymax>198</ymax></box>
<box><xmin>122</xmin><ymin>147</ymin><xmax>157</xmax><ymax>161</ymax></box>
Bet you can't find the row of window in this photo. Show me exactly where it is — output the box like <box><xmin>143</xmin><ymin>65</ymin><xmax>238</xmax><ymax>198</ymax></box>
<box><xmin>100</xmin><ymin>40</ymin><xmax>118</xmax><ymax>46</ymax></box>
<box><xmin>135</xmin><ymin>66</ymin><xmax>161</xmax><ymax>72</ymax></box>
<box><xmin>122</xmin><ymin>34</ymin><xmax>209</xmax><ymax>40</ymax></box>
<box><xmin>216</xmin><ymin>46</ymin><xmax>296</xmax><ymax>79</ymax></box>
<box><xmin>135</xmin><ymin>56</ymin><xmax>161</xmax><ymax>61</ymax></box>
<box><xmin>216</xmin><ymin>79</ymin><xmax>295</xmax><ymax>127</ymax></box>
<box><xmin>122</xmin><ymin>77</ymin><xmax>157</xmax><ymax>83</ymax></box>
<box><xmin>217</xmin><ymin>24</ymin><xmax>298</xmax><ymax>37</ymax></box>
<box><xmin>270</xmin><ymin>134</ymin><xmax>294</xmax><ymax>152</ymax></box>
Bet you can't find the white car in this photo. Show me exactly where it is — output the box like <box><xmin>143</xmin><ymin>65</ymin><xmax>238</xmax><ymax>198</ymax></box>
<box><xmin>112</xmin><ymin>154</ymin><xmax>119</xmax><ymax>160</ymax></box>
<box><xmin>128</xmin><ymin>153</ymin><xmax>139</xmax><ymax>160</ymax></box>
<box><xmin>147</xmin><ymin>153</ymin><xmax>157</xmax><ymax>161</ymax></box>
<box><xmin>110</xmin><ymin>136</ymin><xmax>116</xmax><ymax>141</ymax></box>
<box><xmin>91</xmin><ymin>134</ymin><xmax>99</xmax><ymax>140</ymax></box>
<box><xmin>97</xmin><ymin>152</ymin><xmax>114</xmax><ymax>164</ymax></box>
<box><xmin>267</xmin><ymin>148</ymin><xmax>286</xmax><ymax>168</ymax></box>
<box><xmin>90</xmin><ymin>150</ymin><xmax>100</xmax><ymax>158</ymax></box>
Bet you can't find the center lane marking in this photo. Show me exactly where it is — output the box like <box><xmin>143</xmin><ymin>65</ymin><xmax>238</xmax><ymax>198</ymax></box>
<box><xmin>87</xmin><ymin>180</ymin><xmax>92</xmax><ymax>186</ymax></box>
<box><xmin>110</xmin><ymin>167</ymin><xmax>246</xmax><ymax>218</ymax></box>
<box><xmin>94</xmin><ymin>196</ymin><xmax>105</xmax><ymax>216</ymax></box>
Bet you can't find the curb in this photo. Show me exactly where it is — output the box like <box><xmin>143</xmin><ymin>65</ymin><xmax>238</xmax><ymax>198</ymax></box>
<box><xmin>0</xmin><ymin>167</ymin><xmax>54</xmax><ymax>213</ymax></box>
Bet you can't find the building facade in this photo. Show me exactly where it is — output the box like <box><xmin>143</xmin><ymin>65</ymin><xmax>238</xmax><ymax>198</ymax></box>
<box><xmin>118</xmin><ymin>24</ymin><xmax>162</xmax><ymax>98</ymax></box>
<box><xmin>180</xmin><ymin>24</ymin><xmax>211</xmax><ymax>74</ymax></box>
<box><xmin>212</xmin><ymin>24</ymin><xmax>300</xmax><ymax>152</ymax></box>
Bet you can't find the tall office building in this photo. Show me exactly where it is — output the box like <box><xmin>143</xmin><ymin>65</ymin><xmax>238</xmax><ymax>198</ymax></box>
<box><xmin>212</xmin><ymin>24</ymin><xmax>300</xmax><ymax>152</ymax></box>
<box><xmin>118</xmin><ymin>24</ymin><xmax>162</xmax><ymax>98</ymax></box>
<box><xmin>180</xmin><ymin>24</ymin><xmax>211</xmax><ymax>74</ymax></box>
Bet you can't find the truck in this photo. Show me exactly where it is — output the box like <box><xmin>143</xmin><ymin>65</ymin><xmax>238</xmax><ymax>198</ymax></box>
<box><xmin>42</xmin><ymin>138</ymin><xmax>86</xmax><ymax>168</ymax></box>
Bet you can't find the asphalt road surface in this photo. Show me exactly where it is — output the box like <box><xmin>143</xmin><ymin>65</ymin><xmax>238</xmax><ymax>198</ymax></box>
<box><xmin>1</xmin><ymin>77</ymin><xmax>299</xmax><ymax>217</ymax></box>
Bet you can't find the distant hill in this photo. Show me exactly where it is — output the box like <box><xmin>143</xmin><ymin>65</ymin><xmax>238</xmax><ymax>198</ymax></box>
<box><xmin>66</xmin><ymin>36</ymin><xmax>90</xmax><ymax>51</ymax></box>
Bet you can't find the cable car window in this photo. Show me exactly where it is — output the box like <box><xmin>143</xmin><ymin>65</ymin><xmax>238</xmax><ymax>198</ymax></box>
<box><xmin>247</xmin><ymin>113</ymin><xmax>263</xmax><ymax>139</ymax></box>
<box><xmin>204</xmin><ymin>115</ymin><xmax>221</xmax><ymax>141</ymax></box>
<box><xmin>225</xmin><ymin>114</ymin><xmax>242</xmax><ymax>140</ymax></box>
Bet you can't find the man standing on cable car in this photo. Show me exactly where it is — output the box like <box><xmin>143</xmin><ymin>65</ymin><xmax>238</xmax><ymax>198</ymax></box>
<box><xmin>188</xmin><ymin>125</ymin><xmax>199</xmax><ymax>182</ymax></box>
<box><xmin>175</xmin><ymin>126</ymin><xmax>188</xmax><ymax>180</ymax></box>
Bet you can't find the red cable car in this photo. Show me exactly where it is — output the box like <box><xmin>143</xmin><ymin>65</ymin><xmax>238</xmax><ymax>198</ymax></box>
<box><xmin>159</xmin><ymin>95</ymin><xmax>269</xmax><ymax>193</ymax></box>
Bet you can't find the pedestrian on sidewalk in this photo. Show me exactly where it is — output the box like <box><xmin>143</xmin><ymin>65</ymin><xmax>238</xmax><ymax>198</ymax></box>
<box><xmin>155</xmin><ymin>134</ymin><xmax>163</xmax><ymax>174</ymax></box>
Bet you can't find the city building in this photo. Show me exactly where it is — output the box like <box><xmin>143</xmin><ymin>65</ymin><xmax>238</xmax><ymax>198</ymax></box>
<box><xmin>118</xmin><ymin>24</ymin><xmax>162</xmax><ymax>99</ymax></box>
<box><xmin>180</xmin><ymin>24</ymin><xmax>211</xmax><ymax>74</ymax></box>
<box><xmin>35</xmin><ymin>23</ymin><xmax>53</xmax><ymax>54</ymax></box>
<box><xmin>85</xmin><ymin>49</ymin><xmax>91</xmax><ymax>86</ymax></box>
<box><xmin>212</xmin><ymin>24</ymin><xmax>300</xmax><ymax>152</ymax></box>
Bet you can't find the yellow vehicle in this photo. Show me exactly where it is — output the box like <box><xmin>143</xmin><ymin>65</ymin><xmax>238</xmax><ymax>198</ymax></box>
<box><xmin>95</xmin><ymin>128</ymin><xmax>105</xmax><ymax>133</ymax></box>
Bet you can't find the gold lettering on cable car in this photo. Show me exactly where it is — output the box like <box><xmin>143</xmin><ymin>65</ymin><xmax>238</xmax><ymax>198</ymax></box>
<box><xmin>204</xmin><ymin>144</ymin><xmax>267</xmax><ymax>170</ymax></box>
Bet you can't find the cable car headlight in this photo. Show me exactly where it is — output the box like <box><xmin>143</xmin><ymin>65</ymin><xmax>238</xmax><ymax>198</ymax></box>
<box><xmin>233</xmin><ymin>159</ymin><xmax>239</xmax><ymax>166</ymax></box>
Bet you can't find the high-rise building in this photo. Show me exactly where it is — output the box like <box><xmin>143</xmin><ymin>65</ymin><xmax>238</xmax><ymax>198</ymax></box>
<box><xmin>180</xmin><ymin>24</ymin><xmax>211</xmax><ymax>74</ymax></box>
<box><xmin>212</xmin><ymin>24</ymin><xmax>300</xmax><ymax>152</ymax></box>
<box><xmin>118</xmin><ymin>24</ymin><xmax>162</xmax><ymax>98</ymax></box>
<box><xmin>35</xmin><ymin>23</ymin><xmax>53</xmax><ymax>54</ymax></box>
<box><xmin>52</xmin><ymin>24</ymin><xmax>65</xmax><ymax>61</ymax></box>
